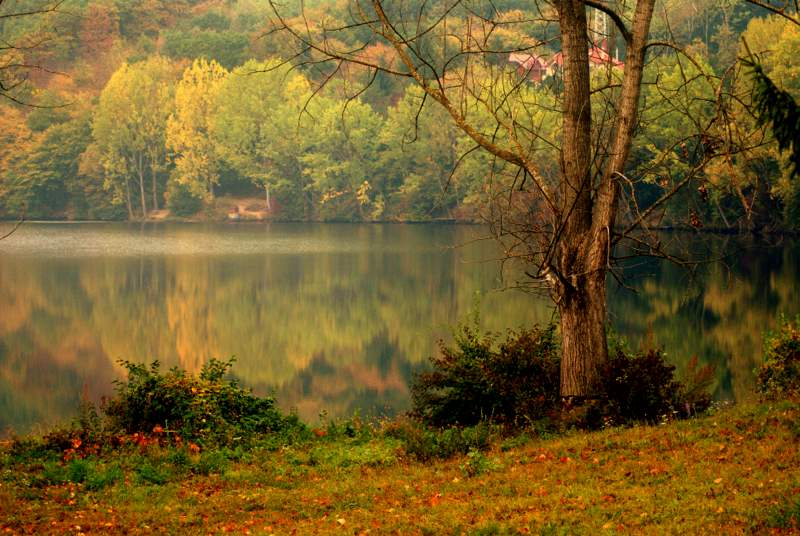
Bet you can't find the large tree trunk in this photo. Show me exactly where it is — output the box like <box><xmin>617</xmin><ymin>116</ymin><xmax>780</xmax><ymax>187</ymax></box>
<box><xmin>553</xmin><ymin>0</ymin><xmax>655</xmax><ymax>398</ymax></box>
<box><xmin>556</xmin><ymin>1</ymin><xmax>606</xmax><ymax>398</ymax></box>
<box><xmin>558</xmin><ymin>269</ymin><xmax>608</xmax><ymax>397</ymax></box>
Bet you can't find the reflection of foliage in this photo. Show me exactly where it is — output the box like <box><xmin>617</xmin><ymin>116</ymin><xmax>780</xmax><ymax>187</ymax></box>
<box><xmin>611</xmin><ymin>238</ymin><xmax>800</xmax><ymax>401</ymax></box>
<box><xmin>0</xmin><ymin>224</ymin><xmax>542</xmax><ymax>431</ymax></box>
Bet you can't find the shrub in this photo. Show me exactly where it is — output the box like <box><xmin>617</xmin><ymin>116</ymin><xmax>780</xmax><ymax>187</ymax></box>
<box><xmin>757</xmin><ymin>316</ymin><xmax>800</xmax><ymax>400</ymax></box>
<box><xmin>384</xmin><ymin>417</ymin><xmax>494</xmax><ymax>461</ymax></box>
<box><xmin>411</xmin><ymin>322</ymin><xmax>560</xmax><ymax>427</ymax></box>
<box><xmin>411</xmin><ymin>321</ymin><xmax>714</xmax><ymax>431</ymax></box>
<box><xmin>602</xmin><ymin>348</ymin><xmax>678</xmax><ymax>423</ymax></box>
<box><xmin>165</xmin><ymin>180</ymin><xmax>203</xmax><ymax>217</ymax></box>
<box><xmin>104</xmin><ymin>358</ymin><xmax>303</xmax><ymax>446</ymax></box>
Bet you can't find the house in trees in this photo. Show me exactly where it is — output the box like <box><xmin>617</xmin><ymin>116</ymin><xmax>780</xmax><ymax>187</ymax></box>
<box><xmin>509</xmin><ymin>42</ymin><xmax>624</xmax><ymax>83</ymax></box>
<box><xmin>508</xmin><ymin>52</ymin><xmax>550</xmax><ymax>83</ymax></box>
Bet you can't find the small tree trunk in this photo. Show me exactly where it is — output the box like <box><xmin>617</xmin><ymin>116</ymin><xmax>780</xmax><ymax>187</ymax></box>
<box><xmin>208</xmin><ymin>177</ymin><xmax>215</xmax><ymax>200</ymax></box>
<box><xmin>125</xmin><ymin>177</ymin><xmax>134</xmax><ymax>220</ymax></box>
<box><xmin>151</xmin><ymin>166</ymin><xmax>159</xmax><ymax>211</ymax></box>
<box><xmin>138</xmin><ymin>154</ymin><xmax>147</xmax><ymax>219</ymax></box>
<box><xmin>265</xmin><ymin>184</ymin><xmax>271</xmax><ymax>211</ymax></box>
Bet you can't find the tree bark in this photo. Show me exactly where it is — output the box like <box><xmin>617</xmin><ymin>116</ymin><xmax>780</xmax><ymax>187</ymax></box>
<box><xmin>151</xmin><ymin>165</ymin><xmax>159</xmax><ymax>211</ymax></box>
<box><xmin>265</xmin><ymin>184</ymin><xmax>271</xmax><ymax>211</ymax></box>
<box><xmin>554</xmin><ymin>0</ymin><xmax>655</xmax><ymax>397</ymax></box>
<box><xmin>137</xmin><ymin>153</ymin><xmax>147</xmax><ymax>219</ymax></box>
<box><xmin>555</xmin><ymin>0</ymin><xmax>604</xmax><ymax>398</ymax></box>
<box><xmin>558</xmin><ymin>269</ymin><xmax>608</xmax><ymax>397</ymax></box>
<box><xmin>125</xmin><ymin>176</ymin><xmax>134</xmax><ymax>220</ymax></box>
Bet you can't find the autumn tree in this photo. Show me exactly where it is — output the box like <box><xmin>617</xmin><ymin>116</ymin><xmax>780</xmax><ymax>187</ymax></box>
<box><xmin>301</xmin><ymin>97</ymin><xmax>385</xmax><ymax>220</ymax></box>
<box><xmin>166</xmin><ymin>58</ymin><xmax>228</xmax><ymax>201</ymax></box>
<box><xmin>211</xmin><ymin>59</ymin><xmax>312</xmax><ymax>217</ymax></box>
<box><xmin>0</xmin><ymin>0</ymin><xmax>65</xmax><ymax>105</ymax></box>
<box><xmin>93</xmin><ymin>57</ymin><xmax>175</xmax><ymax>219</ymax></box>
<box><xmin>268</xmin><ymin>0</ymin><xmax>752</xmax><ymax>398</ymax></box>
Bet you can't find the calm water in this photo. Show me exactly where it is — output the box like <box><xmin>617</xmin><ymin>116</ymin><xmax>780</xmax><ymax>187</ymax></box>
<box><xmin>0</xmin><ymin>222</ymin><xmax>798</xmax><ymax>435</ymax></box>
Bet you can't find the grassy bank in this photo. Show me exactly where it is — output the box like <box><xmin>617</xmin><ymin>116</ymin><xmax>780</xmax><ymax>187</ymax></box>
<box><xmin>1</xmin><ymin>400</ymin><xmax>798</xmax><ymax>535</ymax></box>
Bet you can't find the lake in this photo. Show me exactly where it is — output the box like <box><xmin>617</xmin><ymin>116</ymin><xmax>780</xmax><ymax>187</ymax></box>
<box><xmin>0</xmin><ymin>222</ymin><xmax>798</xmax><ymax>435</ymax></box>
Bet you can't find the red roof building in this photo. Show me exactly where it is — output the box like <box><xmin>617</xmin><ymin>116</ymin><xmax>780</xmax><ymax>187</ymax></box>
<box><xmin>509</xmin><ymin>43</ymin><xmax>623</xmax><ymax>83</ymax></box>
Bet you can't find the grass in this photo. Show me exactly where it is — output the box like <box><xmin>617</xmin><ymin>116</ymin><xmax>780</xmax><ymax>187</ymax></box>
<box><xmin>1</xmin><ymin>401</ymin><xmax>799</xmax><ymax>534</ymax></box>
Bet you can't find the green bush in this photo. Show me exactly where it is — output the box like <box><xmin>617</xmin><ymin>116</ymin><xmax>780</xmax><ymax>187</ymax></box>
<box><xmin>411</xmin><ymin>321</ymin><xmax>713</xmax><ymax>431</ymax></box>
<box><xmin>384</xmin><ymin>418</ymin><xmax>494</xmax><ymax>461</ymax></box>
<box><xmin>757</xmin><ymin>317</ymin><xmax>800</xmax><ymax>400</ymax></box>
<box><xmin>165</xmin><ymin>181</ymin><xmax>203</xmax><ymax>217</ymax></box>
<box><xmin>104</xmin><ymin>358</ymin><xmax>304</xmax><ymax>446</ymax></box>
<box><xmin>411</xmin><ymin>323</ymin><xmax>560</xmax><ymax>427</ymax></box>
<box><xmin>598</xmin><ymin>348</ymin><xmax>712</xmax><ymax>424</ymax></box>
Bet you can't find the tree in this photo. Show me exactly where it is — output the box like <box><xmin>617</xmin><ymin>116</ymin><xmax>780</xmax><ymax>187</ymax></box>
<box><xmin>301</xmin><ymin>97</ymin><xmax>385</xmax><ymax>220</ymax></box>
<box><xmin>0</xmin><ymin>0</ymin><xmax>65</xmax><ymax>105</ymax></box>
<box><xmin>211</xmin><ymin>59</ymin><xmax>312</xmax><ymax>218</ymax></box>
<box><xmin>166</xmin><ymin>58</ymin><xmax>228</xmax><ymax>200</ymax></box>
<box><xmin>93</xmin><ymin>57</ymin><xmax>175</xmax><ymax>219</ymax></box>
<box><xmin>269</xmin><ymin>0</ymin><xmax>748</xmax><ymax>398</ymax></box>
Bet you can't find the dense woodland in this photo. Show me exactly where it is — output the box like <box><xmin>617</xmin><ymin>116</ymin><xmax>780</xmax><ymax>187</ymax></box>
<box><xmin>0</xmin><ymin>0</ymin><xmax>798</xmax><ymax>228</ymax></box>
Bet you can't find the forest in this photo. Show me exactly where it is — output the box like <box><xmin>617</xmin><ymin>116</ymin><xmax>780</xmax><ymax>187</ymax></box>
<box><xmin>1</xmin><ymin>0</ymin><xmax>799</xmax><ymax>228</ymax></box>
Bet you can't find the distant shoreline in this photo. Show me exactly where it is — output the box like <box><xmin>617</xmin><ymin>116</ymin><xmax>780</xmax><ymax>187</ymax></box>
<box><xmin>2</xmin><ymin>218</ymin><xmax>797</xmax><ymax>236</ymax></box>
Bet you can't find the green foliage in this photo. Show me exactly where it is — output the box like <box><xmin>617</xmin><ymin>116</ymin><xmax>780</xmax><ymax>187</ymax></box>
<box><xmin>384</xmin><ymin>418</ymin><xmax>494</xmax><ymax>461</ymax></box>
<box><xmin>411</xmin><ymin>322</ymin><xmax>560</xmax><ymax>428</ymax></box>
<box><xmin>192</xmin><ymin>450</ymin><xmax>228</xmax><ymax>475</ymax></box>
<box><xmin>211</xmin><ymin>59</ymin><xmax>312</xmax><ymax>219</ymax></box>
<box><xmin>412</xmin><ymin>321</ymin><xmax>713</xmax><ymax>431</ymax></box>
<box><xmin>307</xmin><ymin>439</ymin><xmax>400</xmax><ymax>468</ymax></box>
<box><xmin>26</xmin><ymin>99</ymin><xmax>70</xmax><ymax>133</ymax></box>
<box><xmin>162</xmin><ymin>29</ymin><xmax>249</xmax><ymax>70</ymax></box>
<box><xmin>757</xmin><ymin>316</ymin><xmax>800</xmax><ymax>400</ymax></box>
<box><xmin>104</xmin><ymin>358</ymin><xmax>304</xmax><ymax>446</ymax></box>
<box><xmin>165</xmin><ymin>179</ymin><xmax>203</xmax><ymax>216</ymax></box>
<box><xmin>742</xmin><ymin>54</ymin><xmax>800</xmax><ymax>179</ymax></box>
<box><xmin>134</xmin><ymin>461</ymin><xmax>168</xmax><ymax>485</ymax></box>
<box><xmin>766</xmin><ymin>496</ymin><xmax>800</xmax><ymax>529</ymax></box>
<box><xmin>85</xmin><ymin>463</ymin><xmax>123</xmax><ymax>491</ymax></box>
<box><xmin>598</xmin><ymin>348</ymin><xmax>712</xmax><ymax>425</ymax></box>
<box><xmin>459</xmin><ymin>448</ymin><xmax>501</xmax><ymax>477</ymax></box>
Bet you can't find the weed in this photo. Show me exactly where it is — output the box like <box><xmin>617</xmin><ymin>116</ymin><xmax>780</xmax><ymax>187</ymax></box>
<box><xmin>766</xmin><ymin>496</ymin><xmax>800</xmax><ymax>529</ymax></box>
<box><xmin>193</xmin><ymin>450</ymin><xmax>228</xmax><ymax>475</ymax></box>
<box><xmin>307</xmin><ymin>439</ymin><xmax>400</xmax><ymax>468</ymax></box>
<box><xmin>67</xmin><ymin>458</ymin><xmax>92</xmax><ymax>483</ymax></box>
<box><xmin>385</xmin><ymin>418</ymin><xmax>495</xmax><ymax>461</ymax></box>
<box><xmin>135</xmin><ymin>462</ymin><xmax>168</xmax><ymax>485</ymax></box>
<box><xmin>105</xmin><ymin>358</ymin><xmax>303</xmax><ymax>446</ymax></box>
<box><xmin>85</xmin><ymin>464</ymin><xmax>123</xmax><ymax>491</ymax></box>
<box><xmin>757</xmin><ymin>316</ymin><xmax>800</xmax><ymax>400</ymax></box>
<box><xmin>459</xmin><ymin>448</ymin><xmax>501</xmax><ymax>477</ymax></box>
<box><xmin>412</xmin><ymin>322</ymin><xmax>560</xmax><ymax>428</ymax></box>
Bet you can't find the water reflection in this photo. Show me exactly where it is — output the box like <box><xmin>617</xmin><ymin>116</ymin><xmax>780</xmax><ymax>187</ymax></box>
<box><xmin>0</xmin><ymin>223</ymin><xmax>547</xmax><ymax>434</ymax></box>
<box><xmin>610</xmin><ymin>236</ymin><xmax>800</xmax><ymax>402</ymax></box>
<box><xmin>0</xmin><ymin>223</ymin><xmax>797</xmax><ymax>435</ymax></box>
